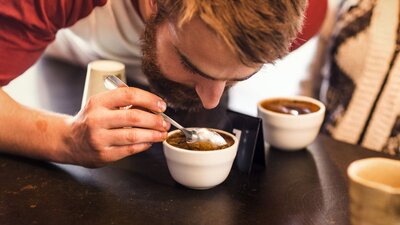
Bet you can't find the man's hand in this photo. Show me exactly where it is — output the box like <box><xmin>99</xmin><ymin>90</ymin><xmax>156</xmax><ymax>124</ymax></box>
<box><xmin>66</xmin><ymin>87</ymin><xmax>170</xmax><ymax>167</ymax></box>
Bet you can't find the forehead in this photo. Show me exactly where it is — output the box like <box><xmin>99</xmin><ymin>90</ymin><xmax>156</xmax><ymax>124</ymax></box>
<box><xmin>167</xmin><ymin>17</ymin><xmax>260</xmax><ymax>80</ymax></box>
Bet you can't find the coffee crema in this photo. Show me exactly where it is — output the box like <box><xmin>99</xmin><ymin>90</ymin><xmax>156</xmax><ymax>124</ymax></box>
<box><xmin>261</xmin><ymin>98</ymin><xmax>320</xmax><ymax>115</ymax></box>
<box><xmin>167</xmin><ymin>130</ymin><xmax>234</xmax><ymax>151</ymax></box>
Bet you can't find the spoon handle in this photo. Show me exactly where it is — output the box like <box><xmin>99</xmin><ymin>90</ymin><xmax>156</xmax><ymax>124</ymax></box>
<box><xmin>103</xmin><ymin>75</ymin><xmax>185</xmax><ymax>130</ymax></box>
<box><xmin>159</xmin><ymin>113</ymin><xmax>184</xmax><ymax>130</ymax></box>
<box><xmin>104</xmin><ymin>75</ymin><xmax>128</xmax><ymax>89</ymax></box>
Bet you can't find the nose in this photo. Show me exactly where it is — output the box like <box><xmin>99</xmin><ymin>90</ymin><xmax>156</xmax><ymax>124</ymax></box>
<box><xmin>195</xmin><ymin>80</ymin><xmax>226</xmax><ymax>109</ymax></box>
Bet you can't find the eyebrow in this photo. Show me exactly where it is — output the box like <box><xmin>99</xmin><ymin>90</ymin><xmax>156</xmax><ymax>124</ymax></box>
<box><xmin>175</xmin><ymin>47</ymin><xmax>259</xmax><ymax>82</ymax></box>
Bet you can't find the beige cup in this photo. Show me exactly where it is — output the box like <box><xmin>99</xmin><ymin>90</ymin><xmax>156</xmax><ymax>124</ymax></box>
<box><xmin>347</xmin><ymin>157</ymin><xmax>400</xmax><ymax>225</ymax></box>
<box><xmin>81</xmin><ymin>60</ymin><xmax>125</xmax><ymax>108</ymax></box>
<box><xmin>257</xmin><ymin>96</ymin><xmax>325</xmax><ymax>151</ymax></box>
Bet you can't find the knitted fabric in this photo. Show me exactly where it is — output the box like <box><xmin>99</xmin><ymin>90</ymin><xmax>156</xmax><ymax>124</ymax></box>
<box><xmin>320</xmin><ymin>0</ymin><xmax>400</xmax><ymax>155</ymax></box>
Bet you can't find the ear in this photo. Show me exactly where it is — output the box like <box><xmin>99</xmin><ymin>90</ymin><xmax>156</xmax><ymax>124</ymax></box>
<box><xmin>149</xmin><ymin>0</ymin><xmax>158</xmax><ymax>13</ymax></box>
<box><xmin>141</xmin><ymin>0</ymin><xmax>158</xmax><ymax>21</ymax></box>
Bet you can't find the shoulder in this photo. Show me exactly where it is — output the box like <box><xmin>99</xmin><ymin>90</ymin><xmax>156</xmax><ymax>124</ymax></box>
<box><xmin>0</xmin><ymin>0</ymin><xmax>108</xmax><ymax>85</ymax></box>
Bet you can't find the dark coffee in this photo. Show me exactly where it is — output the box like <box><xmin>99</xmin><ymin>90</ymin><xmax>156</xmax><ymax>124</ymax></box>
<box><xmin>261</xmin><ymin>98</ymin><xmax>320</xmax><ymax>115</ymax></box>
<box><xmin>167</xmin><ymin>130</ymin><xmax>234</xmax><ymax>151</ymax></box>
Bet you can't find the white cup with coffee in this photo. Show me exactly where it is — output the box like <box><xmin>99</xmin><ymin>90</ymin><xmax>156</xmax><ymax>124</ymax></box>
<box><xmin>257</xmin><ymin>96</ymin><xmax>325</xmax><ymax>151</ymax></box>
<box><xmin>347</xmin><ymin>157</ymin><xmax>400</xmax><ymax>225</ymax></box>
<box><xmin>163</xmin><ymin>128</ymin><xmax>239</xmax><ymax>190</ymax></box>
<box><xmin>81</xmin><ymin>60</ymin><xmax>125</xmax><ymax>108</ymax></box>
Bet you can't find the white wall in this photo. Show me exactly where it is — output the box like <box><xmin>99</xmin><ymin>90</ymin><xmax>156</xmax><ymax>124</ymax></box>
<box><xmin>228</xmin><ymin>38</ymin><xmax>318</xmax><ymax>116</ymax></box>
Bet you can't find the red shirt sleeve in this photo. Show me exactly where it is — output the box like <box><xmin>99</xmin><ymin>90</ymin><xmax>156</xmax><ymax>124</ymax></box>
<box><xmin>290</xmin><ymin>0</ymin><xmax>328</xmax><ymax>51</ymax></box>
<box><xmin>0</xmin><ymin>0</ymin><xmax>107</xmax><ymax>86</ymax></box>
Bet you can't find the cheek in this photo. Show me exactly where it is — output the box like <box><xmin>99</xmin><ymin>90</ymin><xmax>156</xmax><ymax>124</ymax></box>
<box><xmin>156</xmin><ymin>32</ymin><xmax>197</xmax><ymax>87</ymax></box>
<box><xmin>156</xmin><ymin>35</ymin><xmax>195</xmax><ymax>86</ymax></box>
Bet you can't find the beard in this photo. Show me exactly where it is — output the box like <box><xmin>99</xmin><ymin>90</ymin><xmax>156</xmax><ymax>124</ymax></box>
<box><xmin>141</xmin><ymin>15</ymin><xmax>204</xmax><ymax>112</ymax></box>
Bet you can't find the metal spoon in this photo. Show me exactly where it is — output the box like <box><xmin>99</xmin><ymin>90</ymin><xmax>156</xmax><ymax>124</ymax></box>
<box><xmin>103</xmin><ymin>75</ymin><xmax>227</xmax><ymax>147</ymax></box>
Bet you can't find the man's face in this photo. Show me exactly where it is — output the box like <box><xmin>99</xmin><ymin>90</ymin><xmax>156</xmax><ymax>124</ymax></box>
<box><xmin>141</xmin><ymin>15</ymin><xmax>261</xmax><ymax>111</ymax></box>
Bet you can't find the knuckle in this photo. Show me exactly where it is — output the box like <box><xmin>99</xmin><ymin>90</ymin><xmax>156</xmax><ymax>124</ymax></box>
<box><xmin>96</xmin><ymin>150</ymin><xmax>110</xmax><ymax>163</ymax></box>
<box><xmin>84</xmin><ymin>114</ymin><xmax>96</xmax><ymax>126</ymax></box>
<box><xmin>91</xmin><ymin>145</ymin><xmax>112</xmax><ymax>164</ymax></box>
<box><xmin>125</xmin><ymin>130</ymin><xmax>138</xmax><ymax>143</ymax></box>
<box><xmin>128</xmin><ymin>144</ymin><xmax>151</xmax><ymax>155</ymax></box>
<box><xmin>153</xmin><ymin>131</ymin><xmax>163</xmax><ymax>140</ymax></box>
<box><xmin>157</xmin><ymin>115</ymin><xmax>165</xmax><ymax>128</ymax></box>
<box><xmin>87</xmin><ymin>132</ymin><xmax>101</xmax><ymax>149</ymax></box>
<box><xmin>127</xmin><ymin>146</ymin><xmax>140</xmax><ymax>155</ymax></box>
<box><xmin>125</xmin><ymin>109</ymin><xmax>140</xmax><ymax>124</ymax></box>
<box><xmin>85</xmin><ymin>96</ymin><xmax>98</xmax><ymax>110</ymax></box>
<box><xmin>122</xmin><ymin>87</ymin><xmax>137</xmax><ymax>103</ymax></box>
<box><xmin>86</xmin><ymin>129</ymin><xmax>106</xmax><ymax>152</ymax></box>
<box><xmin>83</xmin><ymin>112</ymin><xmax>102</xmax><ymax>129</ymax></box>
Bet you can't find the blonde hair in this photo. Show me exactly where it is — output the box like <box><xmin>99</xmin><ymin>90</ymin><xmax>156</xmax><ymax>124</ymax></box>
<box><xmin>157</xmin><ymin>0</ymin><xmax>308</xmax><ymax>65</ymax></box>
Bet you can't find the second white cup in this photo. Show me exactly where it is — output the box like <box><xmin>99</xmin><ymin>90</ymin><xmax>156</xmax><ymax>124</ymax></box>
<box><xmin>81</xmin><ymin>60</ymin><xmax>125</xmax><ymax>108</ymax></box>
<box><xmin>257</xmin><ymin>96</ymin><xmax>325</xmax><ymax>151</ymax></box>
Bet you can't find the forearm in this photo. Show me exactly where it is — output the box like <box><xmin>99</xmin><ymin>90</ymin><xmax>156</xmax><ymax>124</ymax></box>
<box><xmin>0</xmin><ymin>87</ymin><xmax>170</xmax><ymax>168</ymax></box>
<box><xmin>0</xmin><ymin>88</ymin><xmax>73</xmax><ymax>163</ymax></box>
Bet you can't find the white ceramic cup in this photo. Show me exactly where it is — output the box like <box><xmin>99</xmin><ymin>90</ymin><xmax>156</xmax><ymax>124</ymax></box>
<box><xmin>347</xmin><ymin>157</ymin><xmax>400</xmax><ymax>225</ymax></box>
<box><xmin>81</xmin><ymin>60</ymin><xmax>125</xmax><ymax>108</ymax></box>
<box><xmin>257</xmin><ymin>96</ymin><xmax>325</xmax><ymax>151</ymax></box>
<box><xmin>163</xmin><ymin>129</ymin><xmax>239</xmax><ymax>190</ymax></box>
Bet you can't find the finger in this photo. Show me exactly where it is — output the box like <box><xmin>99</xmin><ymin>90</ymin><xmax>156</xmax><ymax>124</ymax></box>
<box><xmin>106</xmin><ymin>143</ymin><xmax>153</xmax><ymax>162</ymax></box>
<box><xmin>97</xmin><ymin>87</ymin><xmax>167</xmax><ymax>113</ymax></box>
<box><xmin>106</xmin><ymin>128</ymin><xmax>168</xmax><ymax>146</ymax></box>
<box><xmin>102</xmin><ymin>109</ymin><xmax>170</xmax><ymax>131</ymax></box>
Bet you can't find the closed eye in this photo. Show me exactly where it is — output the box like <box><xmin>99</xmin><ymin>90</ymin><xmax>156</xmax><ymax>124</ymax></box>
<box><xmin>180</xmin><ymin>58</ymin><xmax>197</xmax><ymax>75</ymax></box>
<box><xmin>175</xmin><ymin>46</ymin><xmax>260</xmax><ymax>82</ymax></box>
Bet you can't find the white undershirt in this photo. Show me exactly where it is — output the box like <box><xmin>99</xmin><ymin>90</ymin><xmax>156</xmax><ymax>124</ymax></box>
<box><xmin>45</xmin><ymin>0</ymin><xmax>148</xmax><ymax>84</ymax></box>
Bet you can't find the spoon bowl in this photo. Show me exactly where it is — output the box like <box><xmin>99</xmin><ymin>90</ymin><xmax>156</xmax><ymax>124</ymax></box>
<box><xmin>104</xmin><ymin>75</ymin><xmax>227</xmax><ymax>148</ymax></box>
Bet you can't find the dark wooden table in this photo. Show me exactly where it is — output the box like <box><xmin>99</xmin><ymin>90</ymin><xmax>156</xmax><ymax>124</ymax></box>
<box><xmin>1</xmin><ymin>57</ymin><xmax>398</xmax><ymax>225</ymax></box>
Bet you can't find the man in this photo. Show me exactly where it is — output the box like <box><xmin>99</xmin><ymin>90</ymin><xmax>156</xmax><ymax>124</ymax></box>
<box><xmin>0</xmin><ymin>0</ymin><xmax>325</xmax><ymax>167</ymax></box>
